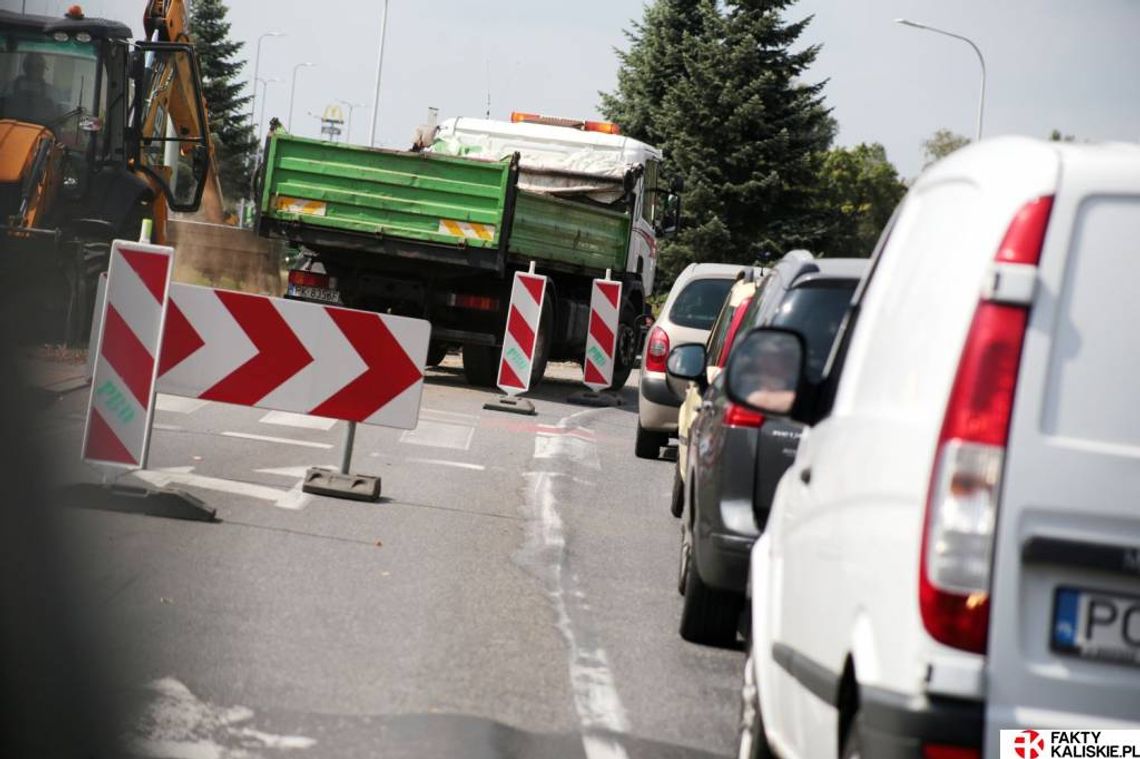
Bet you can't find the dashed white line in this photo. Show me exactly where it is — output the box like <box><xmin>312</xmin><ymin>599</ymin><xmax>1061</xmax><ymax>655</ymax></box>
<box><xmin>405</xmin><ymin>457</ymin><xmax>486</xmax><ymax>471</ymax></box>
<box><xmin>258</xmin><ymin>410</ymin><xmax>337</xmax><ymax>431</ymax></box>
<box><xmin>155</xmin><ymin>395</ymin><xmax>208</xmax><ymax>414</ymax></box>
<box><xmin>420</xmin><ymin>407</ymin><xmax>480</xmax><ymax>422</ymax></box>
<box><xmin>221</xmin><ymin>431</ymin><xmax>334</xmax><ymax>450</ymax></box>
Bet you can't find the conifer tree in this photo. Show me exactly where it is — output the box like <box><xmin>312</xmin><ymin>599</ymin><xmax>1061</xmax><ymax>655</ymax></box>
<box><xmin>188</xmin><ymin>0</ymin><xmax>255</xmax><ymax>208</ymax></box>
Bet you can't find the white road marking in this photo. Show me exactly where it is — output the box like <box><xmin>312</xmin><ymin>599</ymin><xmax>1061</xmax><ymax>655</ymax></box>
<box><xmin>524</xmin><ymin>410</ymin><xmax>630</xmax><ymax>759</ymax></box>
<box><xmin>255</xmin><ymin>465</ymin><xmax>333</xmax><ymax>479</ymax></box>
<box><xmin>221</xmin><ymin>431</ymin><xmax>334</xmax><ymax>449</ymax></box>
<box><xmin>399</xmin><ymin>419</ymin><xmax>474</xmax><ymax>450</ymax></box>
<box><xmin>420</xmin><ymin>407</ymin><xmax>480</xmax><ymax>423</ymax></box>
<box><xmin>258</xmin><ymin>409</ymin><xmax>338</xmax><ymax>431</ymax></box>
<box><xmin>134</xmin><ymin>469</ymin><xmax>287</xmax><ymax>503</ymax></box>
<box><xmin>129</xmin><ymin>677</ymin><xmax>315</xmax><ymax>758</ymax></box>
<box><xmin>405</xmin><ymin>457</ymin><xmax>486</xmax><ymax>471</ymax></box>
<box><xmin>155</xmin><ymin>394</ymin><xmax>209</xmax><ymax>414</ymax></box>
<box><xmin>151</xmin><ymin>423</ymin><xmax>184</xmax><ymax>432</ymax></box>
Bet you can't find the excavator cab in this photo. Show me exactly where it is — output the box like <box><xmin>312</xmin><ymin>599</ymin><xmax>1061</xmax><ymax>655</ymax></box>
<box><xmin>0</xmin><ymin>7</ymin><xmax>210</xmax><ymax>343</ymax></box>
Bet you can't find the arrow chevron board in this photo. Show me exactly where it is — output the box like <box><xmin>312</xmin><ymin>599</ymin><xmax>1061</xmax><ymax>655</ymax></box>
<box><xmin>157</xmin><ymin>284</ymin><xmax>430</xmax><ymax>430</ymax></box>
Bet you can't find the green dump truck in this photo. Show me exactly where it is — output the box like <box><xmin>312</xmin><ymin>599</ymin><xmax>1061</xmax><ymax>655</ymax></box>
<box><xmin>255</xmin><ymin>114</ymin><xmax>677</xmax><ymax>389</ymax></box>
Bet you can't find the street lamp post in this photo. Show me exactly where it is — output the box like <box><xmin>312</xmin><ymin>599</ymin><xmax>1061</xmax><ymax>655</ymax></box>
<box><xmin>895</xmin><ymin>18</ymin><xmax>986</xmax><ymax>141</ymax></box>
<box><xmin>288</xmin><ymin>62</ymin><xmax>316</xmax><ymax>133</ymax></box>
<box><xmin>250</xmin><ymin>32</ymin><xmax>285</xmax><ymax>133</ymax></box>
<box><xmin>256</xmin><ymin>76</ymin><xmax>282</xmax><ymax>139</ymax></box>
<box><xmin>367</xmin><ymin>0</ymin><xmax>390</xmax><ymax>147</ymax></box>
<box><xmin>337</xmin><ymin>100</ymin><xmax>366</xmax><ymax>144</ymax></box>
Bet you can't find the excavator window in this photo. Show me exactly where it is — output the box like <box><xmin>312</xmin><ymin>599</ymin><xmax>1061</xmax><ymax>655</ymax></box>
<box><xmin>0</xmin><ymin>32</ymin><xmax>103</xmax><ymax>149</ymax></box>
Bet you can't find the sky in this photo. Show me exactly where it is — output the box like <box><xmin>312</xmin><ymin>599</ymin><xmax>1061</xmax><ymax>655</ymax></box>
<box><xmin>10</xmin><ymin>0</ymin><xmax>1140</xmax><ymax>179</ymax></box>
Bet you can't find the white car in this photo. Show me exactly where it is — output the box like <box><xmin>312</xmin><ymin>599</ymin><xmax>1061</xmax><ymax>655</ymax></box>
<box><xmin>731</xmin><ymin>137</ymin><xmax>1140</xmax><ymax>759</ymax></box>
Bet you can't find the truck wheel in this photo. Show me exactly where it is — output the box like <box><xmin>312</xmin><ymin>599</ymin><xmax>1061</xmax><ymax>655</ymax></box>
<box><xmin>462</xmin><ymin>344</ymin><xmax>499</xmax><ymax>387</ymax></box>
<box><xmin>426</xmin><ymin>343</ymin><xmax>449</xmax><ymax>368</ymax></box>
<box><xmin>68</xmin><ymin>243</ymin><xmax>109</xmax><ymax>347</ymax></box>
<box><xmin>529</xmin><ymin>296</ymin><xmax>553</xmax><ymax>388</ymax></box>
<box><xmin>679</xmin><ymin>553</ymin><xmax>745</xmax><ymax>647</ymax></box>
<box><xmin>608</xmin><ymin>303</ymin><xmax>637</xmax><ymax>390</ymax></box>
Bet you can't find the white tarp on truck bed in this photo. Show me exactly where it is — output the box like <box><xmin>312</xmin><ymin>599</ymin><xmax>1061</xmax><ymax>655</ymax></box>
<box><xmin>429</xmin><ymin>117</ymin><xmax>661</xmax><ymax>204</ymax></box>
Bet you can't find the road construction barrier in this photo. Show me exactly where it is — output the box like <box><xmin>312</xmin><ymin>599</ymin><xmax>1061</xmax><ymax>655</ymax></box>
<box><xmin>583</xmin><ymin>276</ymin><xmax>622</xmax><ymax>391</ymax></box>
<box><xmin>82</xmin><ymin>239</ymin><xmax>430</xmax><ymax>507</ymax></box>
<box><xmin>83</xmin><ymin>241</ymin><xmax>173</xmax><ymax>469</ymax></box>
<box><xmin>484</xmin><ymin>265</ymin><xmax>547</xmax><ymax>416</ymax></box>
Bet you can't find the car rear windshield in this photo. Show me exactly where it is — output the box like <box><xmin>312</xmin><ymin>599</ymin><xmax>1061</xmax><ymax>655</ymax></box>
<box><xmin>769</xmin><ymin>281</ymin><xmax>857</xmax><ymax>381</ymax></box>
<box><xmin>668</xmin><ymin>277</ymin><xmax>735</xmax><ymax>330</ymax></box>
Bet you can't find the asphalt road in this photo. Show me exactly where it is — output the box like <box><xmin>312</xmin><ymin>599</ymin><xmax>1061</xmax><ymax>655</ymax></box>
<box><xmin>36</xmin><ymin>357</ymin><xmax>744</xmax><ymax>759</ymax></box>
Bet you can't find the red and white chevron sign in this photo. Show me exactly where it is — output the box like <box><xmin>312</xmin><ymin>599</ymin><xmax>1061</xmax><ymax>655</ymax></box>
<box><xmin>83</xmin><ymin>240</ymin><xmax>173</xmax><ymax>468</ymax></box>
<box><xmin>583</xmin><ymin>279</ymin><xmax>623</xmax><ymax>391</ymax></box>
<box><xmin>157</xmin><ymin>284</ymin><xmax>430</xmax><ymax>429</ymax></box>
<box><xmin>497</xmin><ymin>271</ymin><xmax>547</xmax><ymax>396</ymax></box>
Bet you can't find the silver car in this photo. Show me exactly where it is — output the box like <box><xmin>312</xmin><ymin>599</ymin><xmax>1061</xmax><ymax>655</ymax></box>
<box><xmin>636</xmin><ymin>263</ymin><xmax>746</xmax><ymax>459</ymax></box>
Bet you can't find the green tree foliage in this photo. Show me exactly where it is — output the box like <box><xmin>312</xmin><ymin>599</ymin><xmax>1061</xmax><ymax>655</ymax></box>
<box><xmin>602</xmin><ymin>0</ymin><xmax>836</xmax><ymax>286</ymax></box>
<box><xmin>1049</xmin><ymin>129</ymin><xmax>1076</xmax><ymax>142</ymax></box>
<box><xmin>922</xmin><ymin>128</ymin><xmax>970</xmax><ymax>167</ymax></box>
<box><xmin>188</xmin><ymin>0</ymin><xmax>255</xmax><ymax>208</ymax></box>
<box><xmin>817</xmin><ymin>143</ymin><xmax>906</xmax><ymax>258</ymax></box>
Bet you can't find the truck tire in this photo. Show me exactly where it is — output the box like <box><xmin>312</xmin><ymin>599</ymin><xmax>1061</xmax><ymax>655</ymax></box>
<box><xmin>462</xmin><ymin>344</ymin><xmax>499</xmax><ymax>387</ymax></box>
<box><xmin>529</xmin><ymin>296</ymin><xmax>553</xmax><ymax>388</ymax></box>
<box><xmin>608</xmin><ymin>303</ymin><xmax>637</xmax><ymax>390</ymax></box>
<box><xmin>679</xmin><ymin>553</ymin><xmax>745</xmax><ymax>647</ymax></box>
<box><xmin>426</xmin><ymin>343</ymin><xmax>449</xmax><ymax>368</ymax></box>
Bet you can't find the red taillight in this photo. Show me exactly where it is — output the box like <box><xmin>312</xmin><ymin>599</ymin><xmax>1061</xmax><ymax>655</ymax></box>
<box><xmin>450</xmin><ymin>293</ymin><xmax>500</xmax><ymax>312</ymax></box>
<box><xmin>922</xmin><ymin>745</ymin><xmax>980</xmax><ymax>759</ymax></box>
<box><xmin>723</xmin><ymin>402</ymin><xmax>765</xmax><ymax>428</ymax></box>
<box><xmin>920</xmin><ymin>195</ymin><xmax>1053</xmax><ymax>654</ymax></box>
<box><xmin>717</xmin><ymin>296</ymin><xmax>753</xmax><ymax>367</ymax></box>
<box><xmin>288</xmin><ymin>269</ymin><xmax>330</xmax><ymax>289</ymax></box>
<box><xmin>644</xmin><ymin>326</ymin><xmax>670</xmax><ymax>373</ymax></box>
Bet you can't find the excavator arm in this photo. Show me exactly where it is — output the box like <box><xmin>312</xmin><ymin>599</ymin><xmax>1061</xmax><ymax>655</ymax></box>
<box><xmin>138</xmin><ymin>0</ymin><xmax>225</xmax><ymax>226</ymax></box>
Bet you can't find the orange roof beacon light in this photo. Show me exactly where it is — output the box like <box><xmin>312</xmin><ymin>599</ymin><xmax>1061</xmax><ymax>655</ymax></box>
<box><xmin>509</xmin><ymin>112</ymin><xmax>621</xmax><ymax>135</ymax></box>
<box><xmin>66</xmin><ymin>5</ymin><xmax>85</xmax><ymax>19</ymax></box>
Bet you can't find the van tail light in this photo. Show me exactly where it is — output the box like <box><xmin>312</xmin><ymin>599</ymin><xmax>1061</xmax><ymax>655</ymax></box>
<box><xmin>922</xmin><ymin>745</ymin><xmax>980</xmax><ymax>759</ymax></box>
<box><xmin>288</xmin><ymin>269</ymin><xmax>331</xmax><ymax>289</ymax></box>
<box><xmin>723</xmin><ymin>402</ymin><xmax>765</xmax><ymax>428</ymax></box>
<box><xmin>644</xmin><ymin>326</ymin><xmax>670</xmax><ymax>373</ymax></box>
<box><xmin>920</xmin><ymin>195</ymin><xmax>1053</xmax><ymax>655</ymax></box>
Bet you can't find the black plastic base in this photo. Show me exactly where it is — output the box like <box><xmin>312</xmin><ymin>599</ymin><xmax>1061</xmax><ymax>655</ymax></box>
<box><xmin>567</xmin><ymin>390</ymin><xmax>623</xmax><ymax>408</ymax></box>
<box><xmin>301</xmin><ymin>468</ymin><xmax>382</xmax><ymax>502</ymax></box>
<box><xmin>483</xmin><ymin>395</ymin><xmax>537</xmax><ymax>416</ymax></box>
<box><xmin>60</xmin><ymin>482</ymin><xmax>218</xmax><ymax>522</ymax></box>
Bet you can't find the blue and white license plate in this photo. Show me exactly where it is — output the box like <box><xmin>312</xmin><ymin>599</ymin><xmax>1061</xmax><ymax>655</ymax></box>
<box><xmin>1052</xmin><ymin>586</ymin><xmax>1140</xmax><ymax>667</ymax></box>
<box><xmin>287</xmin><ymin>284</ymin><xmax>342</xmax><ymax>304</ymax></box>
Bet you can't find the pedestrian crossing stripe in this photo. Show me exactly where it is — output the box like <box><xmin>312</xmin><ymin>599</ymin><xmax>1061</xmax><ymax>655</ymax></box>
<box><xmin>438</xmin><ymin>219</ymin><xmax>495</xmax><ymax>242</ymax></box>
<box><xmin>274</xmin><ymin>196</ymin><xmax>327</xmax><ymax>217</ymax></box>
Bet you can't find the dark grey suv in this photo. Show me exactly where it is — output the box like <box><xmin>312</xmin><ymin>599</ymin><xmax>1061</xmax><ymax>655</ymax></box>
<box><xmin>666</xmin><ymin>252</ymin><xmax>867</xmax><ymax>646</ymax></box>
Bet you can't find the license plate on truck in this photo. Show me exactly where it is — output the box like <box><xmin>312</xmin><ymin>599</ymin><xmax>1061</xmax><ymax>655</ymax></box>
<box><xmin>286</xmin><ymin>284</ymin><xmax>341</xmax><ymax>304</ymax></box>
<box><xmin>1052</xmin><ymin>586</ymin><xmax>1140</xmax><ymax>667</ymax></box>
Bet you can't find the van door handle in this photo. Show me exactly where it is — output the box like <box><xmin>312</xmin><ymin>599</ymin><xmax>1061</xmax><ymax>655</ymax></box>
<box><xmin>799</xmin><ymin>467</ymin><xmax>812</xmax><ymax>485</ymax></box>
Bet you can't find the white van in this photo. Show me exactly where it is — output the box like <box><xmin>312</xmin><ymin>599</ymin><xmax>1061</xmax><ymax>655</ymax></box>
<box><xmin>729</xmin><ymin>137</ymin><xmax>1140</xmax><ymax>759</ymax></box>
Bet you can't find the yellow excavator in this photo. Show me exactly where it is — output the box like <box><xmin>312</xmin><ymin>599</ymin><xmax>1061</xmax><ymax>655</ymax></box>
<box><xmin>0</xmin><ymin>1</ymin><xmax>223</xmax><ymax>343</ymax></box>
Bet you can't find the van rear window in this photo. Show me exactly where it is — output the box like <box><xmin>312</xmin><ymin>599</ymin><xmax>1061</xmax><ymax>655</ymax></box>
<box><xmin>669</xmin><ymin>278</ymin><xmax>734</xmax><ymax>330</ymax></box>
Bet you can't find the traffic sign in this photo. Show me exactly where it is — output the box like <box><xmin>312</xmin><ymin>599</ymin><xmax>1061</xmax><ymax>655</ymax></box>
<box><xmin>496</xmin><ymin>271</ymin><xmax>547</xmax><ymax>396</ymax></box>
<box><xmin>82</xmin><ymin>240</ymin><xmax>173</xmax><ymax>469</ymax></box>
<box><xmin>157</xmin><ymin>284</ymin><xmax>430</xmax><ymax>429</ymax></box>
<box><xmin>582</xmin><ymin>278</ymin><xmax>622</xmax><ymax>391</ymax></box>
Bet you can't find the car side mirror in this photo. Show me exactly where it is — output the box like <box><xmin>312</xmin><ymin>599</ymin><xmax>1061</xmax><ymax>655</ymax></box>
<box><xmin>724</xmin><ymin>328</ymin><xmax>806</xmax><ymax>417</ymax></box>
<box><xmin>666</xmin><ymin>343</ymin><xmax>708</xmax><ymax>392</ymax></box>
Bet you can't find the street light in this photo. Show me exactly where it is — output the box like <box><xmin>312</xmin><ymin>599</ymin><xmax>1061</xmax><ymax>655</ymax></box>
<box><xmin>895</xmin><ymin>18</ymin><xmax>986</xmax><ymax>141</ymax></box>
<box><xmin>367</xmin><ymin>0</ymin><xmax>390</xmax><ymax>147</ymax></box>
<box><xmin>249</xmin><ymin>32</ymin><xmax>285</xmax><ymax>133</ymax></box>
<box><xmin>256</xmin><ymin>76</ymin><xmax>283</xmax><ymax>139</ymax></box>
<box><xmin>337</xmin><ymin>99</ymin><xmax>366</xmax><ymax>144</ymax></box>
<box><xmin>288</xmin><ymin>61</ymin><xmax>316</xmax><ymax>133</ymax></box>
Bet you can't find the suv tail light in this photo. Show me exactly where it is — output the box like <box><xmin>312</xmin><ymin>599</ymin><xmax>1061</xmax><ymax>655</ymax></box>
<box><xmin>723</xmin><ymin>402</ymin><xmax>765</xmax><ymax>428</ymax></box>
<box><xmin>644</xmin><ymin>326</ymin><xmax>670</xmax><ymax>373</ymax></box>
<box><xmin>920</xmin><ymin>196</ymin><xmax>1053</xmax><ymax>654</ymax></box>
